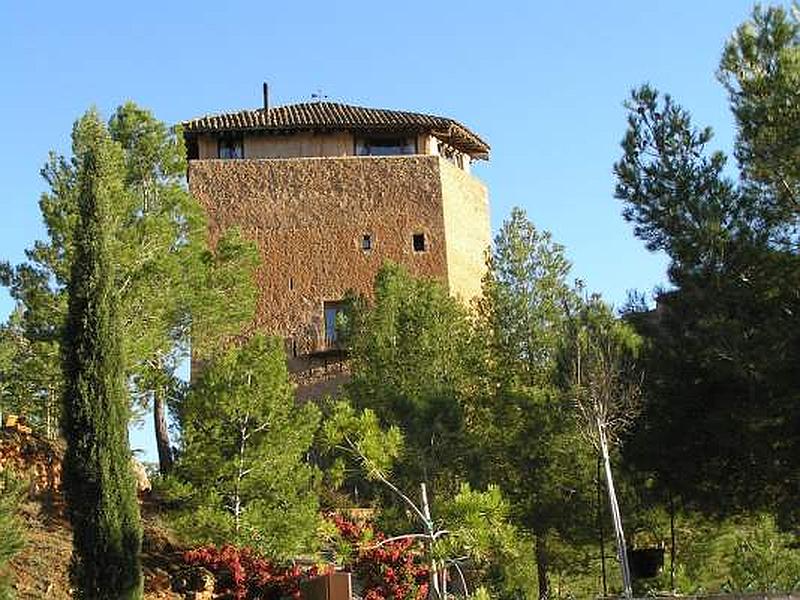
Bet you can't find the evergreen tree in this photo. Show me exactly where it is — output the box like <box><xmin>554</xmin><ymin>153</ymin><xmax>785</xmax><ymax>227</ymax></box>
<box><xmin>473</xmin><ymin>208</ymin><xmax>595</xmax><ymax>600</ymax></box>
<box><xmin>0</xmin><ymin>103</ymin><xmax>258</xmax><ymax>474</ymax></box>
<box><xmin>61</xmin><ymin>111</ymin><xmax>142</xmax><ymax>599</ymax></box>
<box><xmin>0</xmin><ymin>312</ymin><xmax>60</xmax><ymax>436</ymax></box>
<box><xmin>346</xmin><ymin>262</ymin><xmax>478</xmax><ymax>497</ymax></box>
<box><xmin>720</xmin><ymin>4</ymin><xmax>800</xmax><ymax>224</ymax></box>
<box><xmin>172</xmin><ymin>335</ymin><xmax>320</xmax><ymax>560</ymax></box>
<box><xmin>321</xmin><ymin>401</ymin><xmax>530</xmax><ymax>600</ymax></box>
<box><xmin>615</xmin><ymin>5</ymin><xmax>800</xmax><ymax>529</ymax></box>
<box><xmin>560</xmin><ymin>295</ymin><xmax>643</xmax><ymax>599</ymax></box>
<box><xmin>0</xmin><ymin>475</ymin><xmax>25</xmax><ymax>600</ymax></box>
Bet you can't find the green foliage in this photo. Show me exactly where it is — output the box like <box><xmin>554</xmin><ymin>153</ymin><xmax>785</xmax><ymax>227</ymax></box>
<box><xmin>472</xmin><ymin>208</ymin><xmax>595</xmax><ymax>598</ymax></box>
<box><xmin>436</xmin><ymin>484</ymin><xmax>512</xmax><ymax>560</ymax></box>
<box><xmin>0</xmin><ymin>102</ymin><xmax>258</xmax><ymax>473</ymax></box>
<box><xmin>720</xmin><ymin>4</ymin><xmax>800</xmax><ymax>223</ymax></box>
<box><xmin>468</xmin><ymin>587</ymin><xmax>493</xmax><ymax>600</ymax></box>
<box><xmin>627</xmin><ymin>511</ymin><xmax>800</xmax><ymax>595</ymax></box>
<box><xmin>478</xmin><ymin>207</ymin><xmax>573</xmax><ymax>388</ymax></box>
<box><xmin>347</xmin><ymin>262</ymin><xmax>478</xmax><ymax>494</ymax></box>
<box><xmin>188</xmin><ymin>228</ymin><xmax>260</xmax><ymax>360</ymax></box>
<box><xmin>321</xmin><ymin>397</ymin><xmax>536</xmax><ymax>600</ymax></box>
<box><xmin>435</xmin><ymin>484</ymin><xmax>535</xmax><ymax>599</ymax></box>
<box><xmin>172</xmin><ymin>335</ymin><xmax>320</xmax><ymax>560</ymax></box>
<box><xmin>614</xmin><ymin>85</ymin><xmax>753</xmax><ymax>276</ymax></box>
<box><xmin>319</xmin><ymin>400</ymin><xmax>404</xmax><ymax>488</ymax></box>
<box><xmin>0</xmin><ymin>314</ymin><xmax>60</xmax><ymax>436</ymax></box>
<box><xmin>0</xmin><ymin>475</ymin><xmax>25</xmax><ymax>600</ymax></box>
<box><xmin>727</xmin><ymin>514</ymin><xmax>800</xmax><ymax>592</ymax></box>
<box><xmin>616</xmin><ymin>4</ymin><xmax>800</xmax><ymax>531</ymax></box>
<box><xmin>60</xmin><ymin>110</ymin><xmax>142</xmax><ymax>599</ymax></box>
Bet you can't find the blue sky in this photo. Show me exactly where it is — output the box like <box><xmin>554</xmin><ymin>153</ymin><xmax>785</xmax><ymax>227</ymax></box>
<box><xmin>0</xmin><ymin>0</ymin><xmax>760</xmax><ymax>458</ymax></box>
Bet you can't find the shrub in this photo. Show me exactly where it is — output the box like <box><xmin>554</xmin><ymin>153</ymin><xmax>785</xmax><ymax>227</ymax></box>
<box><xmin>0</xmin><ymin>474</ymin><xmax>25</xmax><ymax>600</ymax></box>
<box><xmin>183</xmin><ymin>545</ymin><xmax>322</xmax><ymax>600</ymax></box>
<box><xmin>331</xmin><ymin>514</ymin><xmax>429</xmax><ymax>600</ymax></box>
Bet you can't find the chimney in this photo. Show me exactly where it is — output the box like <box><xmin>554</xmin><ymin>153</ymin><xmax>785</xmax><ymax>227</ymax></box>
<box><xmin>262</xmin><ymin>82</ymin><xmax>270</xmax><ymax>117</ymax></box>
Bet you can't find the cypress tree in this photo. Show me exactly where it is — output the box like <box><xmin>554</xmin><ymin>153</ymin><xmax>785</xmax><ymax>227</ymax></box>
<box><xmin>61</xmin><ymin>111</ymin><xmax>142</xmax><ymax>599</ymax></box>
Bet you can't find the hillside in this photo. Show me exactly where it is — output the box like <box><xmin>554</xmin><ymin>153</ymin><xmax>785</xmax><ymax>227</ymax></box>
<box><xmin>1</xmin><ymin>428</ymin><xmax>204</xmax><ymax>599</ymax></box>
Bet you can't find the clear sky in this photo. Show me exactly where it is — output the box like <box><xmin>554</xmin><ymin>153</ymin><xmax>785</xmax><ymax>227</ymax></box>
<box><xmin>0</xmin><ymin>0</ymin><xmax>761</xmax><ymax>458</ymax></box>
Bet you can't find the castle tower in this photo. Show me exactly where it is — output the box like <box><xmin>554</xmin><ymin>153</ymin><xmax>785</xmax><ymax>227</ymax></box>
<box><xmin>182</xmin><ymin>90</ymin><xmax>490</xmax><ymax>360</ymax></box>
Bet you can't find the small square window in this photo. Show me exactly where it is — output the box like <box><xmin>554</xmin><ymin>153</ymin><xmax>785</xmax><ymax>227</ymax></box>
<box><xmin>412</xmin><ymin>233</ymin><xmax>426</xmax><ymax>252</ymax></box>
<box><xmin>362</xmin><ymin>234</ymin><xmax>372</xmax><ymax>251</ymax></box>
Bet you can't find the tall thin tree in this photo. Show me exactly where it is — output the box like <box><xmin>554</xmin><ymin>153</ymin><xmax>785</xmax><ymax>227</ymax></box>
<box><xmin>61</xmin><ymin>111</ymin><xmax>142</xmax><ymax>599</ymax></box>
<box><xmin>563</xmin><ymin>296</ymin><xmax>642</xmax><ymax>600</ymax></box>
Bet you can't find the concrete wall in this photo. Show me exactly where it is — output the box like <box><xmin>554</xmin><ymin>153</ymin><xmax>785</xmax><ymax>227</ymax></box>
<box><xmin>439</xmin><ymin>158</ymin><xmax>490</xmax><ymax>303</ymax></box>
<box><xmin>188</xmin><ymin>155</ymin><xmax>451</xmax><ymax>354</ymax></box>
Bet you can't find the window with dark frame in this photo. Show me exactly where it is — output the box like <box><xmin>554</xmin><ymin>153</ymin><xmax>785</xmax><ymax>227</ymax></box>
<box><xmin>218</xmin><ymin>136</ymin><xmax>244</xmax><ymax>159</ymax></box>
<box><xmin>361</xmin><ymin>234</ymin><xmax>373</xmax><ymax>251</ymax></box>
<box><xmin>356</xmin><ymin>136</ymin><xmax>416</xmax><ymax>156</ymax></box>
<box><xmin>412</xmin><ymin>233</ymin><xmax>426</xmax><ymax>252</ymax></box>
<box><xmin>324</xmin><ymin>301</ymin><xmax>348</xmax><ymax>346</ymax></box>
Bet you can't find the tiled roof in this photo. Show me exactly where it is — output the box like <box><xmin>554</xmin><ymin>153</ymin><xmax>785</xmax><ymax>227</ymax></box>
<box><xmin>181</xmin><ymin>101</ymin><xmax>490</xmax><ymax>158</ymax></box>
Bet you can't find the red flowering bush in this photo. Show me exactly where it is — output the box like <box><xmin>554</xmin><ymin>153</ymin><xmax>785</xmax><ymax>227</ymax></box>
<box><xmin>331</xmin><ymin>514</ymin><xmax>429</xmax><ymax>600</ymax></box>
<box><xmin>183</xmin><ymin>544</ymin><xmax>322</xmax><ymax>600</ymax></box>
<box><xmin>183</xmin><ymin>516</ymin><xmax>429</xmax><ymax>600</ymax></box>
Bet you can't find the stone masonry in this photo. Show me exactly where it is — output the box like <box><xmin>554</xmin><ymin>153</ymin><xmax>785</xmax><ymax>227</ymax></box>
<box><xmin>188</xmin><ymin>154</ymin><xmax>490</xmax><ymax>356</ymax></box>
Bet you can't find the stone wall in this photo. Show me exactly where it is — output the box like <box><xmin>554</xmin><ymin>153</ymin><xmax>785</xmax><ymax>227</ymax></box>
<box><xmin>189</xmin><ymin>155</ymin><xmax>454</xmax><ymax>354</ymax></box>
<box><xmin>439</xmin><ymin>159</ymin><xmax>490</xmax><ymax>303</ymax></box>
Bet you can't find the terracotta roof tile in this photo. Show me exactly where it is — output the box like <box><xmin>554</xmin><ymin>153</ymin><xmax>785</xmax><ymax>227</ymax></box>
<box><xmin>181</xmin><ymin>101</ymin><xmax>489</xmax><ymax>158</ymax></box>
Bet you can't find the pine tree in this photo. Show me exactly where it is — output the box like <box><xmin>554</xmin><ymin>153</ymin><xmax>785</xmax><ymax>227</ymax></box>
<box><xmin>1</xmin><ymin>102</ymin><xmax>259</xmax><ymax>475</ymax></box>
<box><xmin>346</xmin><ymin>262</ymin><xmax>477</xmax><ymax>497</ymax></box>
<box><xmin>173</xmin><ymin>334</ymin><xmax>320</xmax><ymax>560</ymax></box>
<box><xmin>61</xmin><ymin>111</ymin><xmax>142</xmax><ymax>599</ymax></box>
<box><xmin>473</xmin><ymin>208</ymin><xmax>595</xmax><ymax>600</ymax></box>
<box><xmin>615</xmin><ymin>5</ymin><xmax>800</xmax><ymax>529</ymax></box>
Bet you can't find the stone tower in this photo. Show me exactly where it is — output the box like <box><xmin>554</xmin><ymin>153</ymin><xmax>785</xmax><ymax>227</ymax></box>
<box><xmin>182</xmin><ymin>90</ymin><xmax>490</xmax><ymax>361</ymax></box>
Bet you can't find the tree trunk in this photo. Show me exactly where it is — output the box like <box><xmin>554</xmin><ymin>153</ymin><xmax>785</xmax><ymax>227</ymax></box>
<box><xmin>597</xmin><ymin>456</ymin><xmax>607</xmax><ymax>597</ymax></box>
<box><xmin>535</xmin><ymin>533</ymin><xmax>550</xmax><ymax>600</ymax></box>
<box><xmin>420</xmin><ymin>483</ymin><xmax>441</xmax><ymax>600</ymax></box>
<box><xmin>669</xmin><ymin>491</ymin><xmax>676</xmax><ymax>591</ymax></box>
<box><xmin>234</xmin><ymin>417</ymin><xmax>249</xmax><ymax>537</ymax></box>
<box><xmin>45</xmin><ymin>386</ymin><xmax>54</xmax><ymax>440</ymax></box>
<box><xmin>153</xmin><ymin>388</ymin><xmax>173</xmax><ymax>475</ymax></box>
<box><xmin>599</xmin><ymin>422</ymin><xmax>632</xmax><ymax>599</ymax></box>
